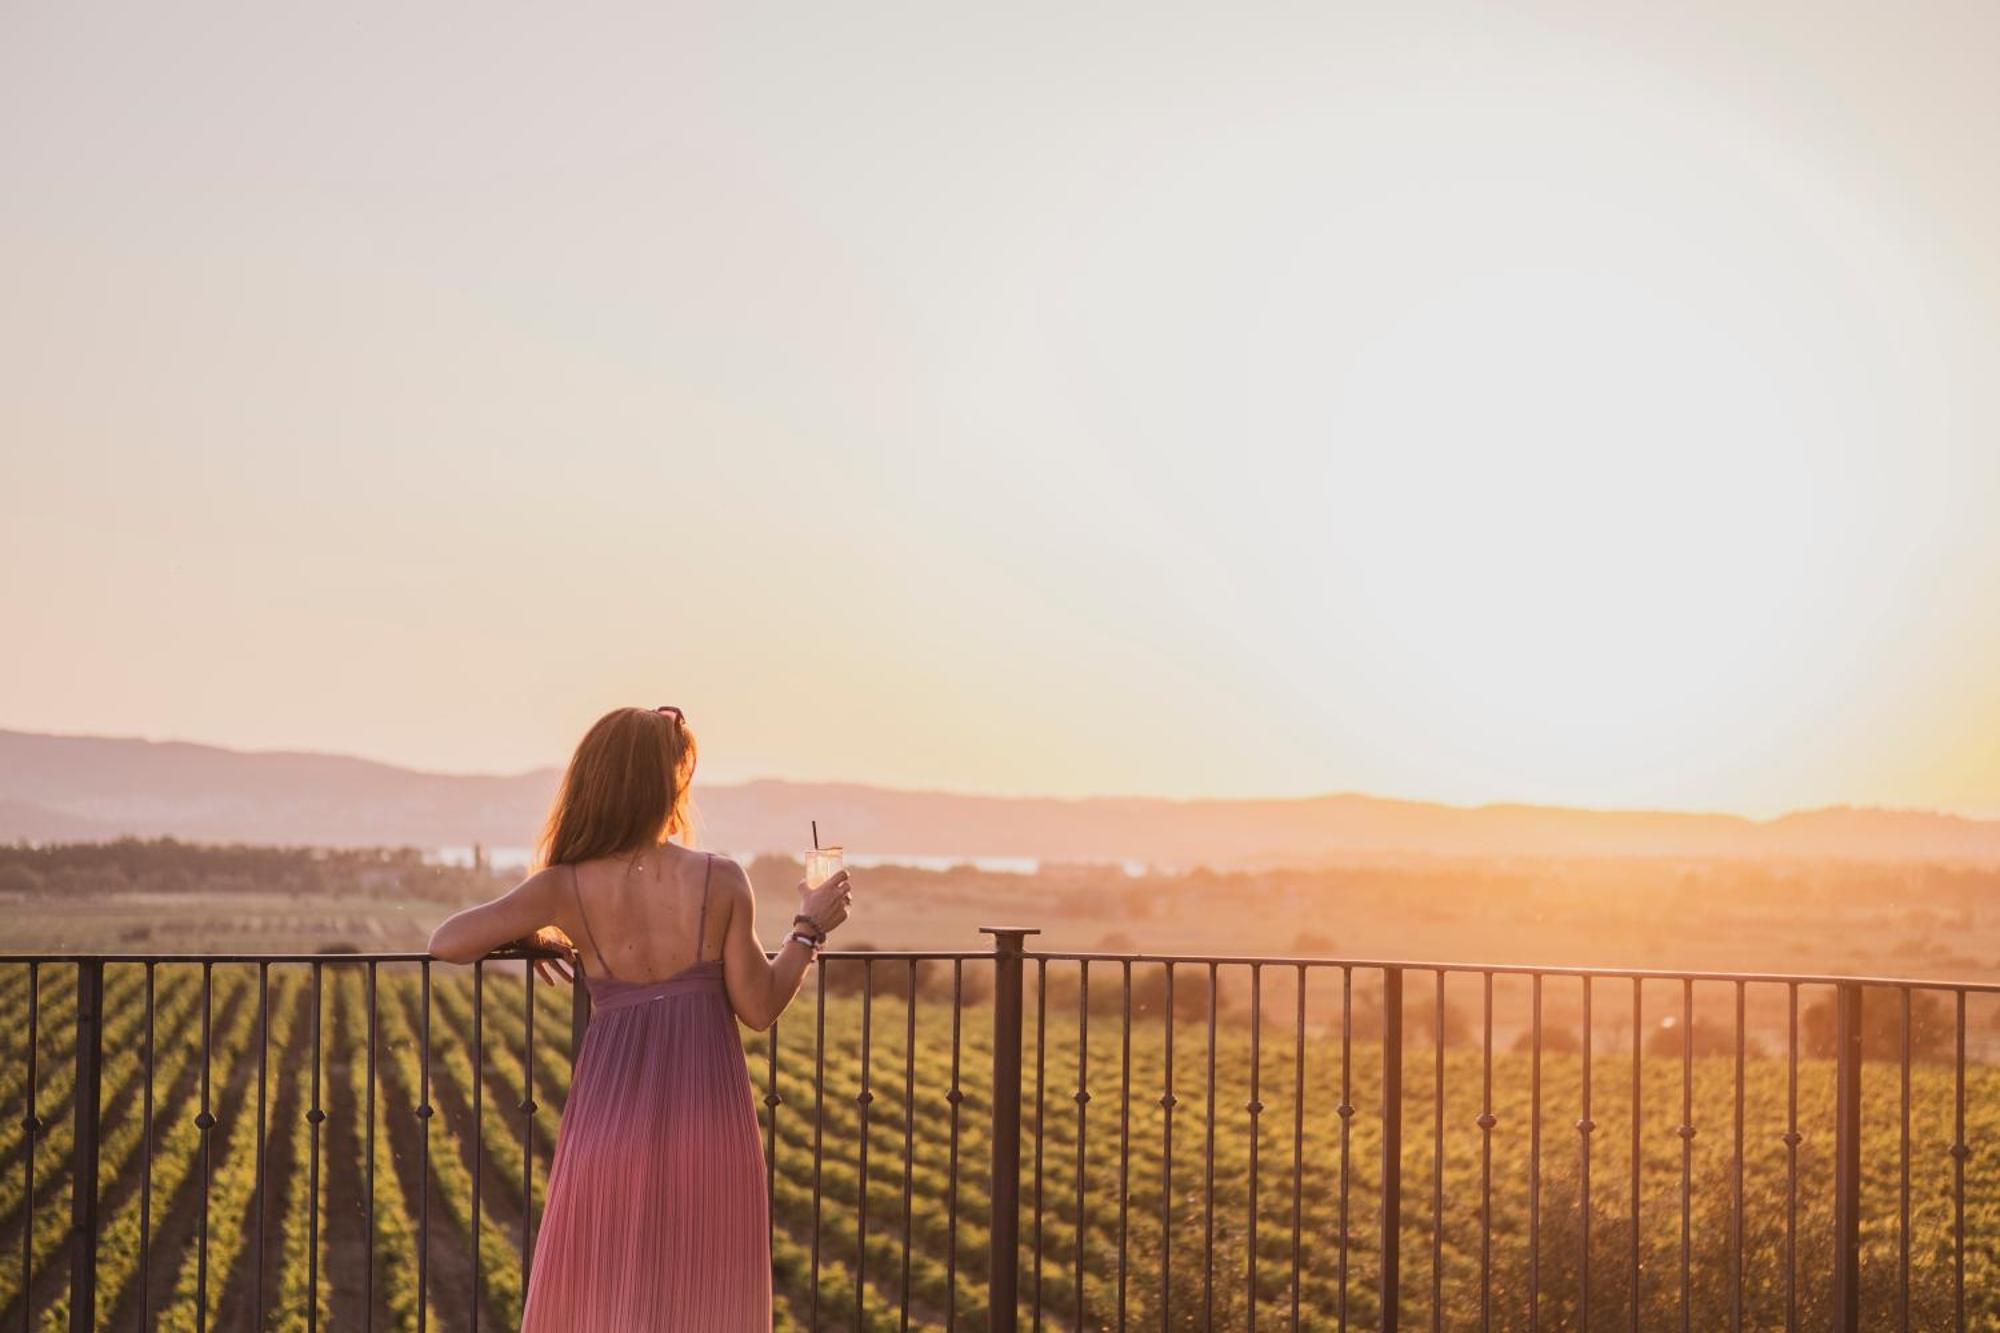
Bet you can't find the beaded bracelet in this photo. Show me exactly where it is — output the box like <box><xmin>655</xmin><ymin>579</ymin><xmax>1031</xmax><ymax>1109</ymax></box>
<box><xmin>792</xmin><ymin>913</ymin><xmax>828</xmax><ymax>942</ymax></box>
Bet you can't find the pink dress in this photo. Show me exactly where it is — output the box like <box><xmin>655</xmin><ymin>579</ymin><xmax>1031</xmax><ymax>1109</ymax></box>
<box><xmin>521</xmin><ymin>854</ymin><xmax>772</xmax><ymax>1331</ymax></box>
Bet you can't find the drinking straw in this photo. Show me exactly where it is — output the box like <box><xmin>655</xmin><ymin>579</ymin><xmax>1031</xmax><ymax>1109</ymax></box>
<box><xmin>811</xmin><ymin>820</ymin><xmax>820</xmax><ymax>851</ymax></box>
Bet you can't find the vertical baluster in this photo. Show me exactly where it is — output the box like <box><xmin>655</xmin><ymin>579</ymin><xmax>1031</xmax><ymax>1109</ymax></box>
<box><xmin>1248</xmin><ymin>963</ymin><xmax>1263</xmax><ymax>1333</ymax></box>
<box><xmin>567</xmin><ymin>960</ymin><xmax>589</xmax><ymax>1071</ymax></box>
<box><xmin>1630</xmin><ymin>977</ymin><xmax>1641</xmax><ymax>1333</ymax></box>
<box><xmin>419</xmin><ymin>963</ymin><xmax>435</xmax><ymax>1324</ymax></box>
<box><xmin>946</xmin><ymin>959</ymin><xmax>964</xmax><ymax>1331</ymax></box>
<box><xmin>472</xmin><ymin>963</ymin><xmax>484</xmax><ymax>1333</ymax></box>
<box><xmin>765</xmin><ymin>1010</ymin><xmax>780</xmax><ymax>1282</ymax></box>
<box><xmin>1579</xmin><ymin>975</ymin><xmax>1593</xmax><ymax>1327</ymax></box>
<box><xmin>856</xmin><ymin>964</ymin><xmax>873</xmax><ymax>1326</ymax></box>
<box><xmin>809</xmin><ymin>954</ymin><xmax>827</xmax><ymax>1329</ymax></box>
<box><xmin>1160</xmin><ymin>963</ymin><xmax>1176</xmax><ymax>1332</ymax></box>
<box><xmin>1203</xmin><ymin>962</ymin><xmax>1217</xmax><ymax>1330</ymax></box>
<box><xmin>1430</xmin><ymin>971</ymin><xmax>1443</xmax><ymax>1333</ymax></box>
<box><xmin>1337</xmin><ymin>966</ymin><xmax>1354</xmax><ymax>1333</ymax></box>
<box><xmin>1479</xmin><ymin>972</ymin><xmax>1494</xmax><ymax>1332</ymax></box>
<box><xmin>1529</xmin><ymin>973</ymin><xmax>1541</xmax><ymax>1333</ymax></box>
<box><xmin>307</xmin><ymin>963</ymin><xmax>325</xmax><ymax>1333</ymax></box>
<box><xmin>1952</xmin><ymin>990</ymin><xmax>1966</xmax><ymax>1331</ymax></box>
<box><xmin>1898</xmin><ymin>988</ymin><xmax>1911</xmax><ymax>1333</ymax></box>
<box><xmin>1075</xmin><ymin>960</ymin><xmax>1091</xmax><ymax>1329</ymax></box>
<box><xmin>1118</xmin><ymin>960</ymin><xmax>1133</xmax><ymax>1330</ymax></box>
<box><xmin>196</xmin><ymin>961</ymin><xmax>214</xmax><ymax>1327</ymax></box>
<box><xmin>1731</xmin><ymin>980</ymin><xmax>1744</xmax><ymax>1333</ymax></box>
<box><xmin>1381</xmin><ymin>967</ymin><xmax>1404</xmax><ymax>1333</ymax></box>
<box><xmin>69</xmin><ymin>960</ymin><xmax>105</xmax><ymax>1333</ymax></box>
<box><xmin>518</xmin><ymin>962</ymin><xmax>534</xmax><ymax>1293</ymax></box>
<box><xmin>900</xmin><ymin>961</ymin><xmax>916</xmax><ymax>1331</ymax></box>
<box><xmin>1784</xmin><ymin>983</ymin><xmax>1798</xmax><ymax>1333</ymax></box>
<box><xmin>1678</xmin><ymin>979</ymin><xmax>1693</xmax><ymax>1333</ymax></box>
<box><xmin>141</xmin><ymin>962</ymin><xmax>156</xmax><ymax>1327</ymax></box>
<box><xmin>21</xmin><ymin>960</ymin><xmax>37</xmax><ymax>1333</ymax></box>
<box><xmin>1033</xmin><ymin>958</ymin><xmax>1047</xmax><ymax>1330</ymax></box>
<box><xmin>254</xmin><ymin>963</ymin><xmax>269</xmax><ymax>1328</ymax></box>
<box><xmin>1291</xmin><ymin>965</ymin><xmax>1307</xmax><ymax>1333</ymax></box>
<box><xmin>366</xmin><ymin>962</ymin><xmax>379</xmax><ymax>1330</ymax></box>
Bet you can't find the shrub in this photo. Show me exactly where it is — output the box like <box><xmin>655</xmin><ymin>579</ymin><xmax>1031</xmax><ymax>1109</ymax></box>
<box><xmin>1801</xmin><ymin>985</ymin><xmax>1951</xmax><ymax>1061</ymax></box>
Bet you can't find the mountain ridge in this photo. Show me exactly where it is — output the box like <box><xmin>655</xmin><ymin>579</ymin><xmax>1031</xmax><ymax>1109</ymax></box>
<box><xmin>2</xmin><ymin>728</ymin><xmax>1995</xmax><ymax>866</ymax></box>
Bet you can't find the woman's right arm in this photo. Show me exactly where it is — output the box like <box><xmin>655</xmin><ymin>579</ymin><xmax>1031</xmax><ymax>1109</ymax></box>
<box><xmin>720</xmin><ymin>860</ymin><xmax>852</xmax><ymax>1031</ymax></box>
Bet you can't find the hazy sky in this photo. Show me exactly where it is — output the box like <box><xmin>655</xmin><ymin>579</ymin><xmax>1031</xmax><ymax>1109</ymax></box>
<box><xmin>4</xmin><ymin>2</ymin><xmax>1997</xmax><ymax>816</ymax></box>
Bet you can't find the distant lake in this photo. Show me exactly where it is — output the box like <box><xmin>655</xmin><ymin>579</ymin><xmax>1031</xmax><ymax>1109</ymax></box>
<box><xmin>428</xmin><ymin>846</ymin><xmax>1146</xmax><ymax>877</ymax></box>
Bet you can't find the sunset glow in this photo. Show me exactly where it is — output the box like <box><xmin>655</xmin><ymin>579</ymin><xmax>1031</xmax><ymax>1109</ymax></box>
<box><xmin>3</xmin><ymin>2</ymin><xmax>1997</xmax><ymax>816</ymax></box>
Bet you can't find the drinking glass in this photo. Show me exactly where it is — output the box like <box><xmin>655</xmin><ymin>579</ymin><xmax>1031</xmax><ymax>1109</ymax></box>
<box><xmin>805</xmin><ymin>845</ymin><xmax>845</xmax><ymax>893</ymax></box>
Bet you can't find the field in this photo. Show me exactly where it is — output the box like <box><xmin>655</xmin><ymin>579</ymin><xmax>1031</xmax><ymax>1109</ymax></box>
<box><xmin>7</xmin><ymin>844</ymin><xmax>2000</xmax><ymax>1009</ymax></box>
<box><xmin>1</xmin><ymin>958</ymin><xmax>1995</xmax><ymax>1330</ymax></box>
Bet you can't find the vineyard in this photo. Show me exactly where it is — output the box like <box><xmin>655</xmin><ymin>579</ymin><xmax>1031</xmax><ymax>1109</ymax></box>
<box><xmin>0</xmin><ymin>957</ymin><xmax>1995</xmax><ymax>1330</ymax></box>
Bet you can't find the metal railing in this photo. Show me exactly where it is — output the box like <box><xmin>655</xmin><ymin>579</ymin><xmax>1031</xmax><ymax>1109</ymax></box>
<box><xmin>0</xmin><ymin>936</ymin><xmax>1992</xmax><ymax>1330</ymax></box>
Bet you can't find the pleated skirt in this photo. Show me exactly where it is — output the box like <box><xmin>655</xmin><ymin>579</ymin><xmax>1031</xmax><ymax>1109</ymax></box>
<box><xmin>520</xmin><ymin>962</ymin><xmax>771</xmax><ymax>1332</ymax></box>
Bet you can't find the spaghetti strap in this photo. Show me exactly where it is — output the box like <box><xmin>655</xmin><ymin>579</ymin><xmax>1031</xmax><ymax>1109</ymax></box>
<box><xmin>696</xmin><ymin>852</ymin><xmax>715</xmax><ymax>962</ymax></box>
<box><xmin>569</xmin><ymin>863</ymin><xmax>611</xmax><ymax>981</ymax></box>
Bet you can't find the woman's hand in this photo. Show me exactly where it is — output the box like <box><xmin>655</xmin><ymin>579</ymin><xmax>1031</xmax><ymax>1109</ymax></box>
<box><xmin>797</xmin><ymin>869</ymin><xmax>853</xmax><ymax>938</ymax></box>
<box><xmin>513</xmin><ymin>925</ymin><xmax>576</xmax><ymax>986</ymax></box>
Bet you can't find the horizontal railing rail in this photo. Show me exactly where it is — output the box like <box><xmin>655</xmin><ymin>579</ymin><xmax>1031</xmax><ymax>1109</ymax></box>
<box><xmin>0</xmin><ymin>937</ymin><xmax>1991</xmax><ymax>1330</ymax></box>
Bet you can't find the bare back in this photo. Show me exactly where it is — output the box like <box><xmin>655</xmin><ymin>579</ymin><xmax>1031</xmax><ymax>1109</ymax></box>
<box><xmin>559</xmin><ymin>845</ymin><xmax>725</xmax><ymax>983</ymax></box>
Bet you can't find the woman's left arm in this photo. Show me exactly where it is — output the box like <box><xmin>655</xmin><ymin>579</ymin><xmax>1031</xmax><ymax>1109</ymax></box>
<box><xmin>427</xmin><ymin>868</ymin><xmax>572</xmax><ymax>981</ymax></box>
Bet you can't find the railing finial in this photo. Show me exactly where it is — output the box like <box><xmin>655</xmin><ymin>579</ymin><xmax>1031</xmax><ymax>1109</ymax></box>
<box><xmin>979</xmin><ymin>927</ymin><xmax>1041</xmax><ymax>954</ymax></box>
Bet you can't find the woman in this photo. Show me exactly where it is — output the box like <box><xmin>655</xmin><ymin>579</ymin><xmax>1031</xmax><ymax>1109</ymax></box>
<box><xmin>428</xmin><ymin>705</ymin><xmax>852</xmax><ymax>1331</ymax></box>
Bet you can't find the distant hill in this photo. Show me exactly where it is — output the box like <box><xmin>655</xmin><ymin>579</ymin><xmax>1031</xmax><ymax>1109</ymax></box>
<box><xmin>2</xmin><ymin>728</ymin><xmax>1997</xmax><ymax>866</ymax></box>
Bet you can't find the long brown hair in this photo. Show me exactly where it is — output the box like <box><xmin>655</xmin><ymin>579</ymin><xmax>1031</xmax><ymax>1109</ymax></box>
<box><xmin>538</xmin><ymin>707</ymin><xmax>699</xmax><ymax>867</ymax></box>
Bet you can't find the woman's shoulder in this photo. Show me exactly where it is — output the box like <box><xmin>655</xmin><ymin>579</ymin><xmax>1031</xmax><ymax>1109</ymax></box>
<box><xmin>499</xmin><ymin>863</ymin><xmax>573</xmax><ymax>912</ymax></box>
<box><xmin>701</xmin><ymin>850</ymin><xmax>753</xmax><ymax>895</ymax></box>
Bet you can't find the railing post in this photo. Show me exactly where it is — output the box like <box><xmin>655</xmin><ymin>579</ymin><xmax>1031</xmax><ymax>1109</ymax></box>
<box><xmin>982</xmin><ymin>926</ymin><xmax>1038</xmax><ymax>1333</ymax></box>
<box><xmin>1381</xmin><ymin>967</ymin><xmax>1403</xmax><ymax>1333</ymax></box>
<box><xmin>68</xmin><ymin>959</ymin><xmax>105</xmax><ymax>1332</ymax></box>
<box><xmin>1832</xmin><ymin>982</ymin><xmax>1863</xmax><ymax>1332</ymax></box>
